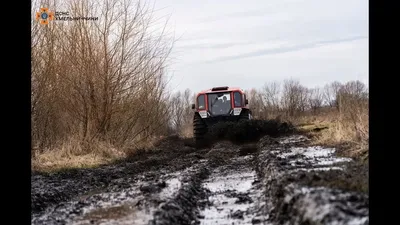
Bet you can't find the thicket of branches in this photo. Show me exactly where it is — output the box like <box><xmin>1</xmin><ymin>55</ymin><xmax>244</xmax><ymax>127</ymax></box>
<box><xmin>31</xmin><ymin>0</ymin><xmax>174</xmax><ymax>155</ymax></box>
<box><xmin>247</xmin><ymin>79</ymin><xmax>368</xmax><ymax>118</ymax></box>
<box><xmin>246</xmin><ymin>79</ymin><xmax>369</xmax><ymax>143</ymax></box>
<box><xmin>169</xmin><ymin>89</ymin><xmax>194</xmax><ymax>137</ymax></box>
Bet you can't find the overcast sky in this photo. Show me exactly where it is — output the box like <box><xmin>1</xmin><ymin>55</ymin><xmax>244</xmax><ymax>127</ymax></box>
<box><xmin>152</xmin><ymin>0</ymin><xmax>368</xmax><ymax>93</ymax></box>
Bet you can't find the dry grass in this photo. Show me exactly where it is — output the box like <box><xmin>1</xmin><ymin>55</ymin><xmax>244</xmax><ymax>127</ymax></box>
<box><xmin>32</xmin><ymin>135</ymin><xmax>167</xmax><ymax>173</ymax></box>
<box><xmin>32</xmin><ymin>137</ymin><xmax>125</xmax><ymax>172</ymax></box>
<box><xmin>295</xmin><ymin>107</ymin><xmax>368</xmax><ymax>160</ymax></box>
<box><xmin>32</xmin><ymin>153</ymin><xmax>115</xmax><ymax>173</ymax></box>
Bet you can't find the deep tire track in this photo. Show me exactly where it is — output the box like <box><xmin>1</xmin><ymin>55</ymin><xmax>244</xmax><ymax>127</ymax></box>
<box><xmin>196</xmin><ymin>143</ymin><xmax>267</xmax><ymax>225</ymax></box>
<box><xmin>149</xmin><ymin>141</ymin><xmax>265</xmax><ymax>225</ymax></box>
<box><xmin>149</xmin><ymin>167</ymin><xmax>211</xmax><ymax>225</ymax></box>
<box><xmin>256</xmin><ymin>135</ymin><xmax>369</xmax><ymax>225</ymax></box>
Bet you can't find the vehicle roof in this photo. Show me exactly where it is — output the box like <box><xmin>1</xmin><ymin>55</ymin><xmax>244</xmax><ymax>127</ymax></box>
<box><xmin>198</xmin><ymin>87</ymin><xmax>243</xmax><ymax>94</ymax></box>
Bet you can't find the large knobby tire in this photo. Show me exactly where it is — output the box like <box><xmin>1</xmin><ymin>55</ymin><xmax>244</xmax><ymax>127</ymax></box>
<box><xmin>193</xmin><ymin>113</ymin><xmax>207</xmax><ymax>145</ymax></box>
<box><xmin>239</xmin><ymin>109</ymin><xmax>252</xmax><ymax>121</ymax></box>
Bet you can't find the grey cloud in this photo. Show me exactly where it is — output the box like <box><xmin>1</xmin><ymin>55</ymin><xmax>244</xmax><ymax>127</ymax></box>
<box><xmin>199</xmin><ymin>9</ymin><xmax>269</xmax><ymax>23</ymax></box>
<box><xmin>177</xmin><ymin>41</ymin><xmax>253</xmax><ymax>50</ymax></box>
<box><xmin>196</xmin><ymin>0</ymin><xmax>305</xmax><ymax>24</ymax></box>
<box><xmin>205</xmin><ymin>36</ymin><xmax>367</xmax><ymax>63</ymax></box>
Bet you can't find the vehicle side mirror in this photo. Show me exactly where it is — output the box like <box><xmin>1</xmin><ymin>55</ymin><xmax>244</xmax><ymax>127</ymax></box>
<box><xmin>245</xmin><ymin>99</ymin><xmax>249</xmax><ymax>104</ymax></box>
<box><xmin>191</xmin><ymin>103</ymin><xmax>195</xmax><ymax>109</ymax></box>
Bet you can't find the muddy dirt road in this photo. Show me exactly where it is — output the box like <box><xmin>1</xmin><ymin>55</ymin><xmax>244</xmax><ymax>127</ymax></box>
<box><xmin>32</xmin><ymin>132</ymin><xmax>368</xmax><ymax>224</ymax></box>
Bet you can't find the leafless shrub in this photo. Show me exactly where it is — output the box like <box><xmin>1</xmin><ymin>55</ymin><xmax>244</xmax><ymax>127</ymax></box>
<box><xmin>323</xmin><ymin>81</ymin><xmax>342</xmax><ymax>107</ymax></box>
<box><xmin>169</xmin><ymin>89</ymin><xmax>194</xmax><ymax>137</ymax></box>
<box><xmin>336</xmin><ymin>81</ymin><xmax>369</xmax><ymax>143</ymax></box>
<box><xmin>280</xmin><ymin>79</ymin><xmax>309</xmax><ymax>118</ymax></box>
<box><xmin>31</xmin><ymin>0</ymin><xmax>174</xmax><ymax>157</ymax></box>
<box><xmin>243</xmin><ymin>79</ymin><xmax>368</xmax><ymax>156</ymax></box>
<box><xmin>309</xmin><ymin>88</ymin><xmax>324</xmax><ymax>114</ymax></box>
<box><xmin>246</xmin><ymin>88</ymin><xmax>266</xmax><ymax>119</ymax></box>
<box><xmin>259</xmin><ymin>82</ymin><xmax>281</xmax><ymax>119</ymax></box>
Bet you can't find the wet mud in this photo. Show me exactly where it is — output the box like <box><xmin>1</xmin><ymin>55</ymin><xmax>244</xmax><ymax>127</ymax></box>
<box><xmin>32</xmin><ymin>120</ymin><xmax>368</xmax><ymax>225</ymax></box>
<box><xmin>198</xmin><ymin>144</ymin><xmax>266</xmax><ymax>225</ymax></box>
<box><xmin>257</xmin><ymin>135</ymin><xmax>369</xmax><ymax>225</ymax></box>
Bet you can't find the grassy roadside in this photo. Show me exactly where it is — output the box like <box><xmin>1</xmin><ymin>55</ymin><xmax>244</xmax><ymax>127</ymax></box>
<box><xmin>31</xmin><ymin>152</ymin><xmax>120</xmax><ymax>173</ymax></box>
<box><xmin>293</xmin><ymin>109</ymin><xmax>369</xmax><ymax>194</ymax></box>
<box><xmin>31</xmin><ymin>137</ymin><xmax>162</xmax><ymax>173</ymax></box>
<box><xmin>32</xmin><ymin>143</ymin><xmax>123</xmax><ymax>173</ymax></box>
<box><xmin>295</xmin><ymin>117</ymin><xmax>368</xmax><ymax>161</ymax></box>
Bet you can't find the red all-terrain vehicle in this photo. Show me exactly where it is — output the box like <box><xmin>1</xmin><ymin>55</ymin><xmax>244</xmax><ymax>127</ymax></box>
<box><xmin>191</xmin><ymin>86</ymin><xmax>252</xmax><ymax>143</ymax></box>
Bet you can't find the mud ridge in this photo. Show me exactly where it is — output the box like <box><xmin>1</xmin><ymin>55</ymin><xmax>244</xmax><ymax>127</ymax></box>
<box><xmin>149</xmin><ymin>166</ymin><xmax>211</xmax><ymax>225</ymax></box>
<box><xmin>256</xmin><ymin>135</ymin><xmax>369</xmax><ymax>225</ymax></box>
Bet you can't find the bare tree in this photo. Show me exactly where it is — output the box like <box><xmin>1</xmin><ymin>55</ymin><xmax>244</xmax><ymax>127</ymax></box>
<box><xmin>169</xmin><ymin>89</ymin><xmax>193</xmax><ymax>136</ymax></box>
<box><xmin>309</xmin><ymin>88</ymin><xmax>324</xmax><ymax>114</ymax></box>
<box><xmin>281</xmin><ymin>79</ymin><xmax>308</xmax><ymax>117</ymax></box>
<box><xmin>170</xmin><ymin>91</ymin><xmax>184</xmax><ymax>132</ymax></box>
<box><xmin>246</xmin><ymin>88</ymin><xmax>266</xmax><ymax>119</ymax></box>
<box><xmin>31</xmin><ymin>0</ymin><xmax>175</xmax><ymax>153</ymax></box>
<box><xmin>335</xmin><ymin>80</ymin><xmax>369</xmax><ymax>142</ymax></box>
<box><xmin>181</xmin><ymin>89</ymin><xmax>194</xmax><ymax>135</ymax></box>
<box><xmin>323</xmin><ymin>81</ymin><xmax>342</xmax><ymax>107</ymax></box>
<box><xmin>261</xmin><ymin>81</ymin><xmax>281</xmax><ymax>114</ymax></box>
<box><xmin>298</xmin><ymin>86</ymin><xmax>310</xmax><ymax>112</ymax></box>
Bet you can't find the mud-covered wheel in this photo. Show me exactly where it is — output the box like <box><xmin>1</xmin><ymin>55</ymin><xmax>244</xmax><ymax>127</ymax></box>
<box><xmin>193</xmin><ymin>113</ymin><xmax>207</xmax><ymax>144</ymax></box>
<box><xmin>239</xmin><ymin>109</ymin><xmax>252</xmax><ymax>121</ymax></box>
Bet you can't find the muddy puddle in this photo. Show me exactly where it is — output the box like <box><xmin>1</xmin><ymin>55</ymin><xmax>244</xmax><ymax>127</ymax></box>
<box><xmin>199</xmin><ymin>154</ymin><xmax>265</xmax><ymax>225</ymax></box>
<box><xmin>275</xmin><ymin>145</ymin><xmax>353</xmax><ymax>172</ymax></box>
